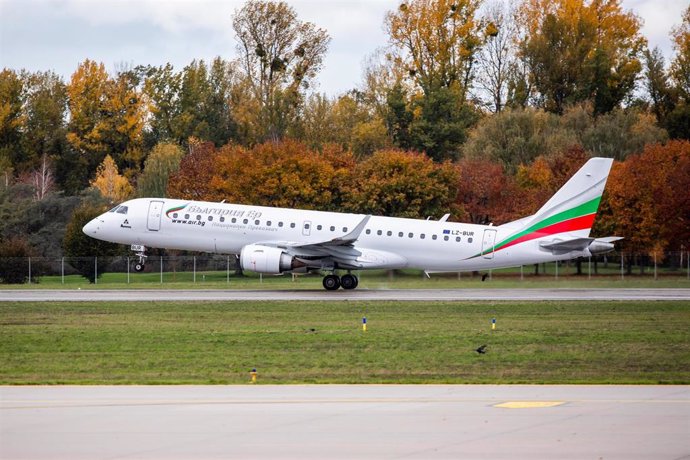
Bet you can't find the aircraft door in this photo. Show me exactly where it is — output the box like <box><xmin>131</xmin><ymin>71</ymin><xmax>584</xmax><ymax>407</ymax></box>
<box><xmin>302</xmin><ymin>220</ymin><xmax>311</xmax><ymax>236</ymax></box>
<box><xmin>147</xmin><ymin>200</ymin><xmax>164</xmax><ymax>231</ymax></box>
<box><xmin>482</xmin><ymin>229</ymin><xmax>497</xmax><ymax>259</ymax></box>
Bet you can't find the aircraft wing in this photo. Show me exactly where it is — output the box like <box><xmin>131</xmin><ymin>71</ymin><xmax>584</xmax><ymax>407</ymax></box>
<box><xmin>253</xmin><ymin>215</ymin><xmax>376</xmax><ymax>269</ymax></box>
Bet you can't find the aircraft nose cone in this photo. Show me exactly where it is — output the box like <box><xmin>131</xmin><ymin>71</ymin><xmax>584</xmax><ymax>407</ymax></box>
<box><xmin>82</xmin><ymin>218</ymin><xmax>99</xmax><ymax>235</ymax></box>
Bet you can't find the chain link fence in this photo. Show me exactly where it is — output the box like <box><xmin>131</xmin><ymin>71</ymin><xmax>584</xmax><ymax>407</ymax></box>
<box><xmin>0</xmin><ymin>251</ymin><xmax>689</xmax><ymax>285</ymax></box>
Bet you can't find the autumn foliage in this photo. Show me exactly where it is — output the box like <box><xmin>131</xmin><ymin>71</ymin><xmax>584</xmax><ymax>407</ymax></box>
<box><xmin>604</xmin><ymin>140</ymin><xmax>690</xmax><ymax>255</ymax></box>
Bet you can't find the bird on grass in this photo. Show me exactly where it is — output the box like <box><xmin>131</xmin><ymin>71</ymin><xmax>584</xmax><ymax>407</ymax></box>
<box><xmin>475</xmin><ymin>345</ymin><xmax>487</xmax><ymax>354</ymax></box>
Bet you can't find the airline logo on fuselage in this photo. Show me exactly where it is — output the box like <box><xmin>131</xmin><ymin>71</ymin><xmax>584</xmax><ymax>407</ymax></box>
<box><xmin>165</xmin><ymin>204</ymin><xmax>188</xmax><ymax>218</ymax></box>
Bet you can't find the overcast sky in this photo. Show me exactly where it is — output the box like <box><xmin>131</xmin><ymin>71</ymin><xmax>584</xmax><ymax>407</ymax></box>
<box><xmin>0</xmin><ymin>0</ymin><xmax>686</xmax><ymax>96</ymax></box>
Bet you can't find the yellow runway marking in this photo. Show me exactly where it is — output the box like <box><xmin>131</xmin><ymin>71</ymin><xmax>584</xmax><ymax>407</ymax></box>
<box><xmin>494</xmin><ymin>401</ymin><xmax>565</xmax><ymax>409</ymax></box>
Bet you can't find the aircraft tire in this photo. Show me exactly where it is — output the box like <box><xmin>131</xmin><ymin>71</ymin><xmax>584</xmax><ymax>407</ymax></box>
<box><xmin>341</xmin><ymin>274</ymin><xmax>358</xmax><ymax>290</ymax></box>
<box><xmin>134</xmin><ymin>263</ymin><xmax>145</xmax><ymax>272</ymax></box>
<box><xmin>322</xmin><ymin>274</ymin><xmax>341</xmax><ymax>291</ymax></box>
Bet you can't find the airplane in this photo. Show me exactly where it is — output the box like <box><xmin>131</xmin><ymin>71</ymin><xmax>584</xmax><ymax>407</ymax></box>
<box><xmin>83</xmin><ymin>157</ymin><xmax>622</xmax><ymax>290</ymax></box>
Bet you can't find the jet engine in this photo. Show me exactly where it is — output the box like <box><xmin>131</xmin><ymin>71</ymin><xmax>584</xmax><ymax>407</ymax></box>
<box><xmin>239</xmin><ymin>244</ymin><xmax>304</xmax><ymax>274</ymax></box>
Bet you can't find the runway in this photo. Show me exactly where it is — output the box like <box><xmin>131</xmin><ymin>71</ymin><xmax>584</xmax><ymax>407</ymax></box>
<box><xmin>1</xmin><ymin>385</ymin><xmax>688</xmax><ymax>459</ymax></box>
<box><xmin>2</xmin><ymin>288</ymin><xmax>690</xmax><ymax>301</ymax></box>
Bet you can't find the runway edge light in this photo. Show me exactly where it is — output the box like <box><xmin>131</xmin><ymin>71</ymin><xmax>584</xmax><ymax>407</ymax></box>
<box><xmin>492</xmin><ymin>318</ymin><xmax>496</xmax><ymax>330</ymax></box>
<box><xmin>250</xmin><ymin>368</ymin><xmax>257</xmax><ymax>383</ymax></box>
<box><xmin>362</xmin><ymin>316</ymin><xmax>367</xmax><ymax>332</ymax></box>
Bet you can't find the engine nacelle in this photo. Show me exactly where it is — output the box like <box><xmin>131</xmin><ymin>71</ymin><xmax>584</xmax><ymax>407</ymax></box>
<box><xmin>239</xmin><ymin>244</ymin><xmax>301</xmax><ymax>274</ymax></box>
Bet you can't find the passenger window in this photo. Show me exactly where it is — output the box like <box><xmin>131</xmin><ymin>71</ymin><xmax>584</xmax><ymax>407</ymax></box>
<box><xmin>317</xmin><ymin>224</ymin><xmax>323</xmax><ymax>230</ymax></box>
<box><xmin>279</xmin><ymin>222</ymin><xmax>283</xmax><ymax>227</ymax></box>
<box><xmin>185</xmin><ymin>214</ymin><xmax>190</xmax><ymax>219</ymax></box>
<box><xmin>196</xmin><ymin>215</ymin><xmax>201</xmax><ymax>221</ymax></box>
<box><xmin>208</xmin><ymin>216</ymin><xmax>213</xmax><ymax>221</ymax></box>
<box><xmin>366</xmin><ymin>229</ymin><xmax>371</xmax><ymax>235</ymax></box>
<box><xmin>420</xmin><ymin>234</ymin><xmax>425</xmax><ymax>239</ymax></box>
<box><xmin>290</xmin><ymin>223</ymin><xmax>296</xmax><ymax>228</ymax></box>
<box><xmin>444</xmin><ymin>235</ymin><xmax>449</xmax><ymax>241</ymax></box>
<box><xmin>432</xmin><ymin>235</ymin><xmax>437</xmax><ymax>240</ymax></box>
<box><xmin>343</xmin><ymin>227</ymin><xmax>348</xmax><ymax>232</ymax></box>
<box><xmin>330</xmin><ymin>226</ymin><xmax>335</xmax><ymax>231</ymax></box>
<box><xmin>267</xmin><ymin>221</ymin><xmax>272</xmax><ymax>226</ymax></box>
<box><xmin>456</xmin><ymin>237</ymin><xmax>461</xmax><ymax>242</ymax></box>
<box><xmin>377</xmin><ymin>230</ymin><xmax>382</xmax><ymax>235</ymax></box>
<box><xmin>387</xmin><ymin>231</ymin><xmax>392</xmax><ymax>236</ymax></box>
<box><xmin>220</xmin><ymin>216</ymin><xmax>224</xmax><ymax>222</ymax></box>
<box><xmin>304</xmin><ymin>223</ymin><xmax>310</xmax><ymax>229</ymax></box>
<box><xmin>468</xmin><ymin>237</ymin><xmax>473</xmax><ymax>243</ymax></box>
<box><xmin>232</xmin><ymin>218</ymin><xmax>237</xmax><ymax>223</ymax></box>
<box><xmin>399</xmin><ymin>232</ymin><xmax>404</xmax><ymax>237</ymax></box>
<box><xmin>173</xmin><ymin>213</ymin><xmax>178</xmax><ymax>219</ymax></box>
<box><xmin>408</xmin><ymin>233</ymin><xmax>413</xmax><ymax>238</ymax></box>
<box><xmin>243</xmin><ymin>219</ymin><xmax>248</xmax><ymax>224</ymax></box>
<box><xmin>255</xmin><ymin>219</ymin><xmax>260</xmax><ymax>225</ymax></box>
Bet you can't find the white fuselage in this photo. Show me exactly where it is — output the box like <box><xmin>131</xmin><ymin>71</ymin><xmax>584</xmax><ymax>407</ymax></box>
<box><xmin>85</xmin><ymin>198</ymin><xmax>589</xmax><ymax>272</ymax></box>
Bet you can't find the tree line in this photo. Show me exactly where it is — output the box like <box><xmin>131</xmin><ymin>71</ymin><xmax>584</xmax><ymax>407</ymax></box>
<box><xmin>0</xmin><ymin>0</ymin><xmax>689</xmax><ymax>282</ymax></box>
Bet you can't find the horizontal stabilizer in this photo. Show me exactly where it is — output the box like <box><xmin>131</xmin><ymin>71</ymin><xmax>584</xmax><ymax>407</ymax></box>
<box><xmin>540</xmin><ymin>236</ymin><xmax>624</xmax><ymax>255</ymax></box>
<box><xmin>540</xmin><ymin>238</ymin><xmax>594</xmax><ymax>253</ymax></box>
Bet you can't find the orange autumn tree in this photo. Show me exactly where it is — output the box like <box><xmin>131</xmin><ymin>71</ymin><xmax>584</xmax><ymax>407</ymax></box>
<box><xmin>342</xmin><ymin>149</ymin><xmax>460</xmax><ymax>219</ymax></box>
<box><xmin>605</xmin><ymin>140</ymin><xmax>690</xmax><ymax>256</ymax></box>
<box><xmin>166</xmin><ymin>140</ymin><xmax>219</xmax><ymax>200</ymax></box>
<box><xmin>208</xmin><ymin>139</ymin><xmax>356</xmax><ymax>211</ymax></box>
<box><xmin>455</xmin><ymin>158</ymin><xmax>523</xmax><ymax>225</ymax></box>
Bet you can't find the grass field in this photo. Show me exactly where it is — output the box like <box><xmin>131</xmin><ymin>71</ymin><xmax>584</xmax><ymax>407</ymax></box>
<box><xmin>1</xmin><ymin>300</ymin><xmax>688</xmax><ymax>385</ymax></box>
<box><xmin>9</xmin><ymin>268</ymin><xmax>690</xmax><ymax>289</ymax></box>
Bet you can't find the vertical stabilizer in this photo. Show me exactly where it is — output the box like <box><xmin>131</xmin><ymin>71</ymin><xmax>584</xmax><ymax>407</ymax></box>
<box><xmin>490</xmin><ymin>157</ymin><xmax>614</xmax><ymax>254</ymax></box>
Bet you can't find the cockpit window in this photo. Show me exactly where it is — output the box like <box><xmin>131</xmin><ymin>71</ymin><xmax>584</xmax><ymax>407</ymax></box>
<box><xmin>116</xmin><ymin>206</ymin><xmax>128</xmax><ymax>215</ymax></box>
<box><xmin>108</xmin><ymin>206</ymin><xmax>120</xmax><ymax>213</ymax></box>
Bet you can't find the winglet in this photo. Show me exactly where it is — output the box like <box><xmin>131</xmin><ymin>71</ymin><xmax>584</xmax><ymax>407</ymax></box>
<box><xmin>332</xmin><ymin>215</ymin><xmax>371</xmax><ymax>245</ymax></box>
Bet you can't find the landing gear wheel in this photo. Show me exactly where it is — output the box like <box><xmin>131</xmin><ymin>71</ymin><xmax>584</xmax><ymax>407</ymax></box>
<box><xmin>322</xmin><ymin>274</ymin><xmax>341</xmax><ymax>291</ymax></box>
<box><xmin>340</xmin><ymin>274</ymin><xmax>358</xmax><ymax>290</ymax></box>
<box><xmin>134</xmin><ymin>263</ymin><xmax>145</xmax><ymax>272</ymax></box>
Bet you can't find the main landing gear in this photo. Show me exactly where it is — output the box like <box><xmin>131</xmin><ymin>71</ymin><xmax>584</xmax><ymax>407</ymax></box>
<box><xmin>322</xmin><ymin>273</ymin><xmax>359</xmax><ymax>291</ymax></box>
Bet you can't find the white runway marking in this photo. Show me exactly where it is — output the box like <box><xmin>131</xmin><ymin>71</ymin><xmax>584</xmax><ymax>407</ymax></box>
<box><xmin>2</xmin><ymin>288</ymin><xmax>690</xmax><ymax>301</ymax></box>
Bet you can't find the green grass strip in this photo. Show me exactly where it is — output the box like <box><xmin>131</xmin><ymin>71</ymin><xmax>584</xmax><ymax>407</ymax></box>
<box><xmin>1</xmin><ymin>300</ymin><xmax>688</xmax><ymax>385</ymax></box>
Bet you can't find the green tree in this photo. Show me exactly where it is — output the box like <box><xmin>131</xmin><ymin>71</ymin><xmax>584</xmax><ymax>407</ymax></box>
<box><xmin>18</xmin><ymin>71</ymin><xmax>68</xmax><ymax>174</ymax></box>
<box><xmin>384</xmin><ymin>0</ymin><xmax>484</xmax><ymax>160</ymax></box>
<box><xmin>142</xmin><ymin>63</ymin><xmax>182</xmax><ymax>146</ymax></box>
<box><xmin>63</xmin><ymin>202</ymin><xmax>119</xmax><ymax>283</ymax></box>
<box><xmin>0</xmin><ymin>69</ymin><xmax>24</xmax><ymax>175</ymax></box>
<box><xmin>463</xmin><ymin>107</ymin><xmax>573</xmax><ymax>170</ymax></box>
<box><xmin>666</xmin><ymin>6</ymin><xmax>690</xmax><ymax>140</ymax></box>
<box><xmin>0</xmin><ymin>236</ymin><xmax>34</xmax><ymax>284</ymax></box>
<box><xmin>518</xmin><ymin>0</ymin><xmax>645</xmax><ymax>114</ymax></box>
<box><xmin>644</xmin><ymin>47</ymin><xmax>675</xmax><ymax>124</ymax></box>
<box><xmin>137</xmin><ymin>142</ymin><xmax>185</xmax><ymax>198</ymax></box>
<box><xmin>670</xmin><ymin>6</ymin><xmax>690</xmax><ymax>101</ymax></box>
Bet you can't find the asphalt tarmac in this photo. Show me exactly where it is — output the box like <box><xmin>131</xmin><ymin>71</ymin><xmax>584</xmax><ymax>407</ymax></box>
<box><xmin>2</xmin><ymin>288</ymin><xmax>690</xmax><ymax>301</ymax></box>
<box><xmin>1</xmin><ymin>385</ymin><xmax>688</xmax><ymax>459</ymax></box>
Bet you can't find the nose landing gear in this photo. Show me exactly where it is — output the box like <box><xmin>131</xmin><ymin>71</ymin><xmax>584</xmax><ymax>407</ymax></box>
<box><xmin>322</xmin><ymin>273</ymin><xmax>359</xmax><ymax>290</ymax></box>
<box><xmin>131</xmin><ymin>244</ymin><xmax>147</xmax><ymax>272</ymax></box>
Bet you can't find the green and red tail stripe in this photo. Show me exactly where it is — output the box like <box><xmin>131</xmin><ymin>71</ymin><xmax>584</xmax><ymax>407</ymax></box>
<box><xmin>467</xmin><ymin>196</ymin><xmax>602</xmax><ymax>259</ymax></box>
